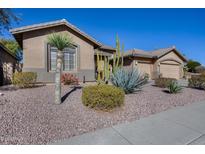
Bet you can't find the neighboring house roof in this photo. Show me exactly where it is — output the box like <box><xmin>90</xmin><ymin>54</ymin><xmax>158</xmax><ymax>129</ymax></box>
<box><xmin>10</xmin><ymin>19</ymin><xmax>102</xmax><ymax>47</ymax></box>
<box><xmin>125</xmin><ymin>48</ymin><xmax>154</xmax><ymax>58</ymax></box>
<box><xmin>124</xmin><ymin>46</ymin><xmax>187</xmax><ymax>62</ymax></box>
<box><xmin>99</xmin><ymin>45</ymin><xmax>116</xmax><ymax>51</ymax></box>
<box><xmin>0</xmin><ymin>42</ymin><xmax>18</xmax><ymax>60</ymax></box>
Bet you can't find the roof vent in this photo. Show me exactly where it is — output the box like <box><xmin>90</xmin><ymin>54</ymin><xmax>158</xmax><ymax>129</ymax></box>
<box><xmin>172</xmin><ymin>45</ymin><xmax>176</xmax><ymax>49</ymax></box>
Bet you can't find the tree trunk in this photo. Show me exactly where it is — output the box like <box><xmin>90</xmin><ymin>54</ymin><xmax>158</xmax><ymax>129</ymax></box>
<box><xmin>55</xmin><ymin>50</ymin><xmax>63</xmax><ymax>104</ymax></box>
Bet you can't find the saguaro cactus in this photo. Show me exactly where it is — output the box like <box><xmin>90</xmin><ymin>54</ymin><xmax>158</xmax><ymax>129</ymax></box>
<box><xmin>104</xmin><ymin>56</ymin><xmax>110</xmax><ymax>83</ymax></box>
<box><xmin>113</xmin><ymin>35</ymin><xmax>124</xmax><ymax>73</ymax></box>
<box><xmin>96</xmin><ymin>50</ymin><xmax>111</xmax><ymax>84</ymax></box>
<box><xmin>96</xmin><ymin>50</ymin><xmax>101</xmax><ymax>82</ymax></box>
<box><xmin>96</xmin><ymin>35</ymin><xmax>124</xmax><ymax>84</ymax></box>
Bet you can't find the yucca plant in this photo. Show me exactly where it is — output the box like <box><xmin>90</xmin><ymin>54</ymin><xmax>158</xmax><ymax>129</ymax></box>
<box><xmin>167</xmin><ymin>81</ymin><xmax>182</xmax><ymax>94</ymax></box>
<box><xmin>48</xmin><ymin>33</ymin><xmax>73</xmax><ymax>104</ymax></box>
<box><xmin>111</xmin><ymin>68</ymin><xmax>147</xmax><ymax>94</ymax></box>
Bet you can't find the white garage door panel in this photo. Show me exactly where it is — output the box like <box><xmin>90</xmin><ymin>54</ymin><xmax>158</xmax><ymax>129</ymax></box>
<box><xmin>160</xmin><ymin>64</ymin><xmax>180</xmax><ymax>79</ymax></box>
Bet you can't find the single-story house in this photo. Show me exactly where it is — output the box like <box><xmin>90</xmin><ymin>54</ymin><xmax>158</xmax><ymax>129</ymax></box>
<box><xmin>10</xmin><ymin>19</ymin><xmax>115</xmax><ymax>82</ymax></box>
<box><xmin>10</xmin><ymin>19</ymin><xmax>187</xmax><ymax>82</ymax></box>
<box><xmin>0</xmin><ymin>42</ymin><xmax>18</xmax><ymax>86</ymax></box>
<box><xmin>123</xmin><ymin>47</ymin><xmax>187</xmax><ymax>79</ymax></box>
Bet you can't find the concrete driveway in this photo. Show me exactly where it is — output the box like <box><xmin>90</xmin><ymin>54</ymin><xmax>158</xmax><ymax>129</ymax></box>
<box><xmin>50</xmin><ymin>100</ymin><xmax>205</xmax><ymax>145</ymax></box>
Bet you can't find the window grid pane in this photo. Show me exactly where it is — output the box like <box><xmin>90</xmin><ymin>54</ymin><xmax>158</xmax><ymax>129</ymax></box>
<box><xmin>50</xmin><ymin>49</ymin><xmax>56</xmax><ymax>71</ymax></box>
<box><xmin>50</xmin><ymin>46</ymin><xmax>76</xmax><ymax>71</ymax></box>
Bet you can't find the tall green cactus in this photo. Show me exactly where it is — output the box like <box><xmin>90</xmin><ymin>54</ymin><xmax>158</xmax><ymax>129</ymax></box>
<box><xmin>121</xmin><ymin>44</ymin><xmax>124</xmax><ymax>68</ymax></box>
<box><xmin>96</xmin><ymin>35</ymin><xmax>124</xmax><ymax>84</ymax></box>
<box><xmin>113</xmin><ymin>35</ymin><xmax>124</xmax><ymax>73</ymax></box>
<box><xmin>116</xmin><ymin>35</ymin><xmax>120</xmax><ymax>67</ymax></box>
<box><xmin>96</xmin><ymin>50</ymin><xmax>101</xmax><ymax>83</ymax></box>
<box><xmin>96</xmin><ymin>50</ymin><xmax>111</xmax><ymax>84</ymax></box>
<box><xmin>104</xmin><ymin>56</ymin><xmax>110</xmax><ymax>83</ymax></box>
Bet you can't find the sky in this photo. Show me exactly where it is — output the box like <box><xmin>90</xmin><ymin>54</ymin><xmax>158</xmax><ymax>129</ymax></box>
<box><xmin>6</xmin><ymin>8</ymin><xmax>205</xmax><ymax>65</ymax></box>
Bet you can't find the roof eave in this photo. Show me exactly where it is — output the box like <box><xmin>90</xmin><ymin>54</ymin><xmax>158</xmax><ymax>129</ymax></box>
<box><xmin>132</xmin><ymin>54</ymin><xmax>153</xmax><ymax>58</ymax></box>
<box><xmin>0</xmin><ymin>43</ymin><xmax>18</xmax><ymax>60</ymax></box>
<box><xmin>157</xmin><ymin>48</ymin><xmax>188</xmax><ymax>62</ymax></box>
<box><xmin>10</xmin><ymin>20</ymin><xmax>102</xmax><ymax>47</ymax></box>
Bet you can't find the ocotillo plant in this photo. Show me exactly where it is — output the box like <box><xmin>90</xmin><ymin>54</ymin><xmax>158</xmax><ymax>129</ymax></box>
<box><xmin>113</xmin><ymin>35</ymin><xmax>124</xmax><ymax>73</ymax></box>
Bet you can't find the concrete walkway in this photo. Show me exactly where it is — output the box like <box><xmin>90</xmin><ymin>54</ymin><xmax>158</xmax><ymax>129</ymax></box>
<box><xmin>50</xmin><ymin>100</ymin><xmax>205</xmax><ymax>145</ymax></box>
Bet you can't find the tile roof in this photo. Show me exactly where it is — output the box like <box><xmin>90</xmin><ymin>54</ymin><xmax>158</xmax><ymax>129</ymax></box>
<box><xmin>0</xmin><ymin>42</ymin><xmax>18</xmax><ymax>60</ymax></box>
<box><xmin>124</xmin><ymin>46</ymin><xmax>187</xmax><ymax>61</ymax></box>
<box><xmin>99</xmin><ymin>45</ymin><xmax>115</xmax><ymax>51</ymax></box>
<box><xmin>10</xmin><ymin>19</ymin><xmax>102</xmax><ymax>46</ymax></box>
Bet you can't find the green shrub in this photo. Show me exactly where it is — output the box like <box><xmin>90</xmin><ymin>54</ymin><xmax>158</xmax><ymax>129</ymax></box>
<box><xmin>167</xmin><ymin>81</ymin><xmax>182</xmax><ymax>94</ymax></box>
<box><xmin>188</xmin><ymin>74</ymin><xmax>205</xmax><ymax>90</ymax></box>
<box><xmin>82</xmin><ymin>84</ymin><xmax>125</xmax><ymax>111</ymax></box>
<box><xmin>12</xmin><ymin>72</ymin><xmax>37</xmax><ymax>88</ymax></box>
<box><xmin>186</xmin><ymin>60</ymin><xmax>201</xmax><ymax>73</ymax></box>
<box><xmin>111</xmin><ymin>68</ymin><xmax>147</xmax><ymax>94</ymax></box>
<box><xmin>155</xmin><ymin>77</ymin><xmax>177</xmax><ymax>88</ymax></box>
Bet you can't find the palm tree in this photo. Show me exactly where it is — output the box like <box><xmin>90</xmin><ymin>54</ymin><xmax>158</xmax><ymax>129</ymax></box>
<box><xmin>48</xmin><ymin>33</ymin><xmax>72</xmax><ymax>104</ymax></box>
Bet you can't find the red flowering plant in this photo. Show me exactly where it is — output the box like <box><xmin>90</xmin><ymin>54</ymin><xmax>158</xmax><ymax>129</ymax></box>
<box><xmin>61</xmin><ymin>73</ymin><xmax>79</xmax><ymax>85</ymax></box>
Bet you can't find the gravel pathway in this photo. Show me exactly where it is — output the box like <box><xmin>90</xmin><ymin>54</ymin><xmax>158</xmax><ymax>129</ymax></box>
<box><xmin>0</xmin><ymin>84</ymin><xmax>205</xmax><ymax>144</ymax></box>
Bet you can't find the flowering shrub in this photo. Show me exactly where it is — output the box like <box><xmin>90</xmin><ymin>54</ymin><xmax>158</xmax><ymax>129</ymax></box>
<box><xmin>61</xmin><ymin>73</ymin><xmax>79</xmax><ymax>85</ymax></box>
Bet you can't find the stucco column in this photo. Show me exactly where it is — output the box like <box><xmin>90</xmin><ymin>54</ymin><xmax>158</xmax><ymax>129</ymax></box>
<box><xmin>132</xmin><ymin>59</ymin><xmax>137</xmax><ymax>69</ymax></box>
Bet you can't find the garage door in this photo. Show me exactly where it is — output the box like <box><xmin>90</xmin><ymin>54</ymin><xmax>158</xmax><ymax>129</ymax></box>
<box><xmin>160</xmin><ymin>64</ymin><xmax>180</xmax><ymax>79</ymax></box>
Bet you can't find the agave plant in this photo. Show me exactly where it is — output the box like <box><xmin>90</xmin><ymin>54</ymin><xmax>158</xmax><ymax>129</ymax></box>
<box><xmin>167</xmin><ymin>81</ymin><xmax>182</xmax><ymax>94</ymax></box>
<box><xmin>111</xmin><ymin>68</ymin><xmax>147</xmax><ymax>94</ymax></box>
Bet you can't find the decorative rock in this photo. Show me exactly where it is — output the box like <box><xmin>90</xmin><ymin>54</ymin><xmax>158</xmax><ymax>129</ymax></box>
<box><xmin>0</xmin><ymin>85</ymin><xmax>205</xmax><ymax>144</ymax></box>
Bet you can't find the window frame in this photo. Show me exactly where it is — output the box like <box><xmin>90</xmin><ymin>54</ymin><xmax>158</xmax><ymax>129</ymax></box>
<box><xmin>47</xmin><ymin>44</ymin><xmax>78</xmax><ymax>72</ymax></box>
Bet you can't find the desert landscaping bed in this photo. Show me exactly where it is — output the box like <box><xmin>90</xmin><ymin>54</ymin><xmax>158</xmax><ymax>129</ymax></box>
<box><xmin>0</xmin><ymin>84</ymin><xmax>205</xmax><ymax>144</ymax></box>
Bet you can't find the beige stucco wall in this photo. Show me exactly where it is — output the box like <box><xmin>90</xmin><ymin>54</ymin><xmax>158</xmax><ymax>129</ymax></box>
<box><xmin>23</xmin><ymin>26</ymin><xmax>95</xmax><ymax>71</ymax></box>
<box><xmin>157</xmin><ymin>51</ymin><xmax>184</xmax><ymax>64</ymax></box>
<box><xmin>132</xmin><ymin>57</ymin><xmax>154</xmax><ymax>79</ymax></box>
<box><xmin>137</xmin><ymin>62</ymin><xmax>153</xmax><ymax>78</ymax></box>
<box><xmin>21</xmin><ymin>25</ymin><xmax>99</xmax><ymax>82</ymax></box>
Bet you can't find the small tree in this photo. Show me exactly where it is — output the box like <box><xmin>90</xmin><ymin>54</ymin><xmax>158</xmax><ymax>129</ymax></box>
<box><xmin>186</xmin><ymin>60</ymin><xmax>201</xmax><ymax>73</ymax></box>
<box><xmin>48</xmin><ymin>33</ymin><xmax>72</xmax><ymax>104</ymax></box>
<box><xmin>0</xmin><ymin>9</ymin><xmax>20</xmax><ymax>35</ymax></box>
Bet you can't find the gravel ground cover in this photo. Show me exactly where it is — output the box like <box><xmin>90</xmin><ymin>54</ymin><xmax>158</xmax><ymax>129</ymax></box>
<box><xmin>0</xmin><ymin>84</ymin><xmax>205</xmax><ymax>144</ymax></box>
